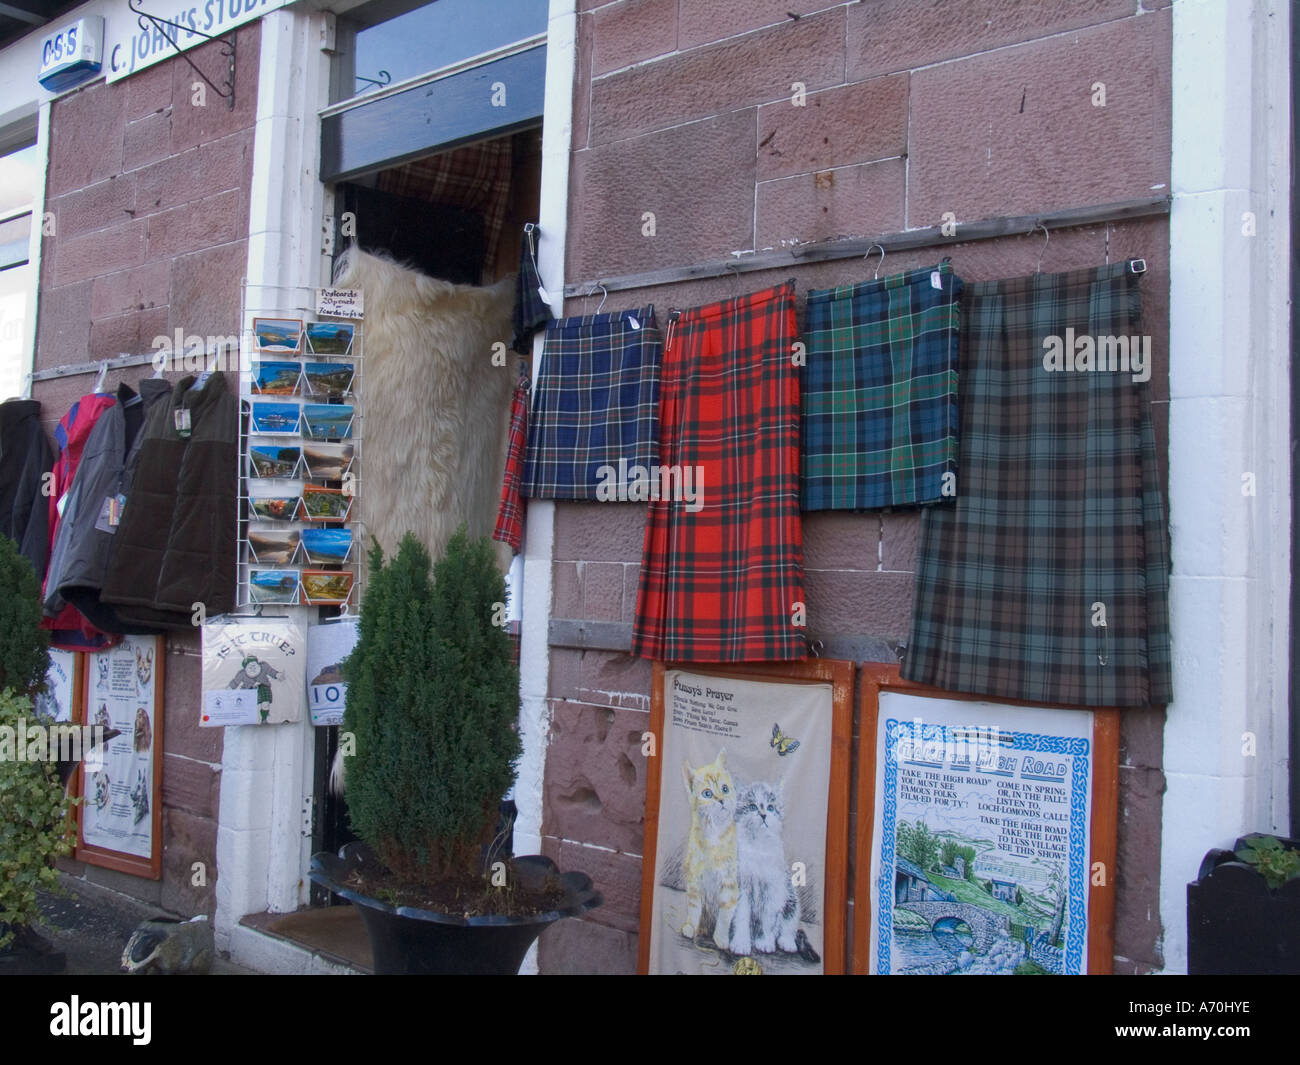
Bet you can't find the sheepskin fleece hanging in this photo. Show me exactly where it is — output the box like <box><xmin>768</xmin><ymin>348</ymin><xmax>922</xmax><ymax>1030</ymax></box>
<box><xmin>332</xmin><ymin>248</ymin><xmax>514</xmax><ymax>572</ymax></box>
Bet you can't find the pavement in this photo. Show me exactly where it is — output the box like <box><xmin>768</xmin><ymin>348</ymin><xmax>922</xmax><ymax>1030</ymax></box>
<box><xmin>32</xmin><ymin>876</ymin><xmax>255</xmax><ymax>975</ymax></box>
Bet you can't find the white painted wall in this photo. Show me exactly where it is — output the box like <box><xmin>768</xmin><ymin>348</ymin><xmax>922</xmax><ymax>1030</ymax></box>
<box><xmin>512</xmin><ymin>0</ymin><xmax>576</xmax><ymax>976</ymax></box>
<box><xmin>215</xmin><ymin>2</ymin><xmax>332</xmax><ymax>957</ymax></box>
<box><xmin>514</xmin><ymin>0</ymin><xmax>575</xmax><ymax>860</ymax></box>
<box><xmin>1162</xmin><ymin>0</ymin><xmax>1292</xmax><ymax>973</ymax></box>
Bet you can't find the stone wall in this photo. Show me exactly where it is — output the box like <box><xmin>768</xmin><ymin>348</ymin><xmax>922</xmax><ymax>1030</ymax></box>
<box><xmin>37</xmin><ymin>25</ymin><xmax>261</xmax><ymax>919</ymax></box>
<box><xmin>539</xmin><ymin>0</ymin><xmax>1171</xmax><ymax>975</ymax></box>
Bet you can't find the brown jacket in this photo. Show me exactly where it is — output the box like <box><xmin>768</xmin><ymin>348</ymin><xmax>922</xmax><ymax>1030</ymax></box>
<box><xmin>101</xmin><ymin>373</ymin><xmax>238</xmax><ymax>628</ymax></box>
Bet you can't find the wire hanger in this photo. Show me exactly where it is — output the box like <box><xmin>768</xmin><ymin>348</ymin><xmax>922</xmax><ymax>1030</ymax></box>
<box><xmin>93</xmin><ymin>360</ymin><xmax>109</xmax><ymax>394</ymax></box>
<box><xmin>586</xmin><ymin>282</ymin><xmax>608</xmax><ymax>314</ymax></box>
<box><xmin>1032</xmin><ymin>223</ymin><xmax>1049</xmax><ymax>274</ymax></box>
<box><xmin>865</xmin><ymin>243</ymin><xmax>886</xmax><ymax>280</ymax></box>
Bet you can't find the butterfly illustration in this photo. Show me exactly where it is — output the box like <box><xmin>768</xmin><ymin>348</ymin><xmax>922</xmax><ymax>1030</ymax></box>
<box><xmin>770</xmin><ymin>723</ymin><xmax>800</xmax><ymax>756</ymax></box>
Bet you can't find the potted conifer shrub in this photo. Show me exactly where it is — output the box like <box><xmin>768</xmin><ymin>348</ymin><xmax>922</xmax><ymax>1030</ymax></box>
<box><xmin>0</xmin><ymin>533</ymin><xmax>70</xmax><ymax>973</ymax></box>
<box><xmin>309</xmin><ymin>529</ymin><xmax>600</xmax><ymax>974</ymax></box>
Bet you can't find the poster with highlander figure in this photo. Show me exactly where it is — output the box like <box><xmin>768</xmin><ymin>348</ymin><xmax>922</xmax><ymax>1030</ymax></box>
<box><xmin>201</xmin><ymin>617</ymin><xmax>306</xmax><ymax>726</ymax></box>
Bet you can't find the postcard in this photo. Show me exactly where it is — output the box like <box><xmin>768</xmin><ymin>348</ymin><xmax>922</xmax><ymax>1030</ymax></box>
<box><xmin>248</xmin><ymin>528</ymin><xmax>301</xmax><ymax>566</ymax></box>
<box><xmin>252</xmin><ymin>360</ymin><xmax>301</xmax><ymax>395</ymax></box>
<box><xmin>305</xmin><ymin>322</ymin><xmax>355</xmax><ymax>356</ymax></box>
<box><xmin>302</xmin><ymin>443</ymin><xmax>354</xmax><ymax>481</ymax></box>
<box><xmin>301</xmin><ymin>569</ymin><xmax>354</xmax><ymax>605</ymax></box>
<box><xmin>302</xmin><ymin>403</ymin><xmax>354</xmax><ymax>440</ymax></box>
<box><xmin>250</xmin><ymin>569</ymin><xmax>299</xmax><ymax>604</ymax></box>
<box><xmin>302</xmin><ymin>361</ymin><xmax>355</xmax><ymax>398</ymax></box>
<box><xmin>249</xmin><ymin>445</ymin><xmax>301</xmax><ymax>479</ymax></box>
<box><xmin>300</xmin><ymin>485</ymin><xmax>351</xmax><ymax>523</ymax></box>
<box><xmin>301</xmin><ymin>527</ymin><xmax>352</xmax><ymax>564</ymax></box>
<box><xmin>253</xmin><ymin>317</ymin><xmax>303</xmax><ymax>353</ymax></box>
<box><xmin>252</xmin><ymin>401</ymin><xmax>301</xmax><ymax>435</ymax></box>
<box><xmin>250</xmin><ymin>495</ymin><xmax>300</xmax><ymax>522</ymax></box>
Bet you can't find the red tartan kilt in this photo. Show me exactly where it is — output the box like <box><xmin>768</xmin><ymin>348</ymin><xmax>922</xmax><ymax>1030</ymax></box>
<box><xmin>632</xmin><ymin>280</ymin><xmax>807</xmax><ymax>662</ymax></box>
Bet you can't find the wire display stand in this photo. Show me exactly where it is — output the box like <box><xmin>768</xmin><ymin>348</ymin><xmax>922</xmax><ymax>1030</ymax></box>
<box><xmin>235</xmin><ymin>280</ymin><xmax>365</xmax><ymax>617</ymax></box>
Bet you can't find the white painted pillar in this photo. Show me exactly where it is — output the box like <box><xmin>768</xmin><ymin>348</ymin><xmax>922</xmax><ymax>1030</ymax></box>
<box><xmin>215</xmin><ymin>5</ymin><xmax>331</xmax><ymax>954</ymax></box>
<box><xmin>512</xmin><ymin>0</ymin><xmax>577</xmax><ymax>976</ymax></box>
<box><xmin>514</xmin><ymin>0</ymin><xmax>576</xmax><ymax>860</ymax></box>
<box><xmin>1161</xmin><ymin>0</ymin><xmax>1291</xmax><ymax>973</ymax></box>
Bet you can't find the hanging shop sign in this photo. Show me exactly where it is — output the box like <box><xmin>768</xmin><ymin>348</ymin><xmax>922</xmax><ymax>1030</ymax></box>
<box><xmin>306</xmin><ymin>617</ymin><xmax>359</xmax><ymax>726</ymax></box>
<box><xmin>639</xmin><ymin>659</ymin><xmax>853</xmax><ymax>975</ymax></box>
<box><xmin>201</xmin><ymin>616</ymin><xmax>306</xmax><ymax>726</ymax></box>
<box><xmin>75</xmin><ymin>635</ymin><xmax>164</xmax><ymax>880</ymax></box>
<box><xmin>105</xmin><ymin>0</ymin><xmax>291</xmax><ymax>84</ymax></box>
<box><xmin>854</xmin><ymin>664</ymin><xmax>1119</xmax><ymax>975</ymax></box>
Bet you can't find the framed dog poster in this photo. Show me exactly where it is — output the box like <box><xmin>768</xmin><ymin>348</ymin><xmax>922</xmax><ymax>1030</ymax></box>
<box><xmin>639</xmin><ymin>659</ymin><xmax>853</xmax><ymax>975</ymax></box>
<box><xmin>854</xmin><ymin>664</ymin><xmax>1119</xmax><ymax>975</ymax></box>
<box><xmin>75</xmin><ymin>635</ymin><xmax>164</xmax><ymax>880</ymax></box>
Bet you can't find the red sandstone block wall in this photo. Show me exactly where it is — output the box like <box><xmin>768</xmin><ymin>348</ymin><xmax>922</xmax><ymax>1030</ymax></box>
<box><xmin>35</xmin><ymin>25</ymin><xmax>260</xmax><ymax>918</ymax></box>
<box><xmin>540</xmin><ymin>0</ymin><xmax>1171</xmax><ymax>975</ymax></box>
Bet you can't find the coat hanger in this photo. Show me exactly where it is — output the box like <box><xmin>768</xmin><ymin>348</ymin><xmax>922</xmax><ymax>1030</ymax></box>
<box><xmin>93</xmin><ymin>360</ymin><xmax>109</xmax><ymax>394</ymax></box>
<box><xmin>585</xmin><ymin>282</ymin><xmax>608</xmax><ymax>314</ymax></box>
<box><xmin>865</xmin><ymin>243</ymin><xmax>885</xmax><ymax>280</ymax></box>
<box><xmin>1032</xmin><ymin>223</ymin><xmax>1049</xmax><ymax>274</ymax></box>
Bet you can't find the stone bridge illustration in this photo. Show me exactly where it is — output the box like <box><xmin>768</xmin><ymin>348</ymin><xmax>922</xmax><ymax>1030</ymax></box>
<box><xmin>894</xmin><ymin>900</ymin><xmax>1012</xmax><ymax>952</ymax></box>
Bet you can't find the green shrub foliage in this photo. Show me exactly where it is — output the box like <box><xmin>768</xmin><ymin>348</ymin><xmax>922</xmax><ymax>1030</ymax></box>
<box><xmin>0</xmin><ymin>534</ymin><xmax>50</xmax><ymax>697</ymax></box>
<box><xmin>0</xmin><ymin>690</ymin><xmax>73</xmax><ymax>948</ymax></box>
<box><xmin>342</xmin><ymin>529</ymin><xmax>521</xmax><ymax>882</ymax></box>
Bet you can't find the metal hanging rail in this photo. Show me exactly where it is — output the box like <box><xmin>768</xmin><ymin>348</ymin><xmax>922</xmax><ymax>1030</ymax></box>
<box><xmin>562</xmin><ymin>194</ymin><xmax>1172</xmax><ymax>298</ymax></box>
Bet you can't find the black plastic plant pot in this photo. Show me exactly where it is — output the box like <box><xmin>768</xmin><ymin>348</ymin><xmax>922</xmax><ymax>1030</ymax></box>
<box><xmin>1187</xmin><ymin>833</ymin><xmax>1300</xmax><ymax>975</ymax></box>
<box><xmin>0</xmin><ymin>921</ymin><xmax>66</xmax><ymax>974</ymax></box>
<box><xmin>309</xmin><ymin>841</ymin><xmax>602</xmax><ymax>975</ymax></box>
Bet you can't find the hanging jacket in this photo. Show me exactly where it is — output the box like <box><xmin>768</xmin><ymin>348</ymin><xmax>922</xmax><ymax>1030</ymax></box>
<box><xmin>46</xmin><ymin>380</ymin><xmax>172</xmax><ymax>635</ymax></box>
<box><xmin>40</xmin><ymin>391</ymin><xmax>119</xmax><ymax>649</ymax></box>
<box><xmin>0</xmin><ymin>398</ymin><xmax>54</xmax><ymax>578</ymax></box>
<box><xmin>101</xmin><ymin>372</ymin><xmax>239</xmax><ymax>629</ymax></box>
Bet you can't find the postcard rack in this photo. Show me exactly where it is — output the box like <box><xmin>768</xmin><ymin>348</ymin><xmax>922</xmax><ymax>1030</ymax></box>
<box><xmin>235</xmin><ymin>305</ymin><xmax>364</xmax><ymax>614</ymax></box>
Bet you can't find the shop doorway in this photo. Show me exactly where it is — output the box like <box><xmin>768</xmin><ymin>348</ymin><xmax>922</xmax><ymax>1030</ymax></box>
<box><xmin>306</xmin><ymin>127</ymin><xmax>541</xmax><ymax>914</ymax></box>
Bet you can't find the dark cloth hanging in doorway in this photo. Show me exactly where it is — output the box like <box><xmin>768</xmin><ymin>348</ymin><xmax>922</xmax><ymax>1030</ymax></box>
<box><xmin>376</xmin><ymin>138</ymin><xmax>514</xmax><ymax>270</ymax></box>
<box><xmin>902</xmin><ymin>262</ymin><xmax>1172</xmax><ymax>708</ymax></box>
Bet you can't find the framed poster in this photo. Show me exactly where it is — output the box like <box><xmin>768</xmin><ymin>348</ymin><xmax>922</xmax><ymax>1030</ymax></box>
<box><xmin>640</xmin><ymin>659</ymin><xmax>853</xmax><ymax>975</ymax></box>
<box><xmin>35</xmin><ymin>648</ymin><xmax>82</xmax><ymax>724</ymax></box>
<box><xmin>75</xmin><ymin>635</ymin><xmax>164</xmax><ymax>879</ymax></box>
<box><xmin>201</xmin><ymin>616</ymin><xmax>307</xmax><ymax>726</ymax></box>
<box><xmin>854</xmin><ymin>664</ymin><xmax>1119</xmax><ymax>975</ymax></box>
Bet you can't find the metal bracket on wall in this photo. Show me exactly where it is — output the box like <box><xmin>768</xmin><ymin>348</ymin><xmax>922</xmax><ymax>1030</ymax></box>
<box><xmin>128</xmin><ymin>0</ymin><xmax>236</xmax><ymax>111</ymax></box>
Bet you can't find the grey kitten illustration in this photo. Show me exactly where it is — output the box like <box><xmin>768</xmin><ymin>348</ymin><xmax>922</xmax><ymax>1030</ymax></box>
<box><xmin>732</xmin><ymin>779</ymin><xmax>800</xmax><ymax>956</ymax></box>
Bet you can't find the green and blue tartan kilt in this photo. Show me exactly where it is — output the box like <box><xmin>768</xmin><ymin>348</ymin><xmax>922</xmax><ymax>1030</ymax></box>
<box><xmin>801</xmin><ymin>261</ymin><xmax>962</xmax><ymax>510</ymax></box>
<box><xmin>521</xmin><ymin>307</ymin><xmax>661</xmax><ymax>499</ymax></box>
<box><xmin>902</xmin><ymin>262</ymin><xmax>1172</xmax><ymax>708</ymax></box>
